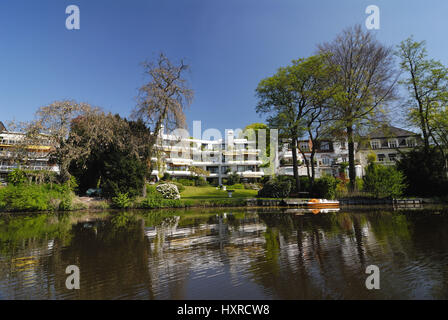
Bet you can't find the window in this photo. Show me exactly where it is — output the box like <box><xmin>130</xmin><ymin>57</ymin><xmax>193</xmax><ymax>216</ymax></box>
<box><xmin>407</xmin><ymin>139</ymin><xmax>416</xmax><ymax>147</ymax></box>
<box><xmin>371</xmin><ymin>140</ymin><xmax>380</xmax><ymax>149</ymax></box>
<box><xmin>389</xmin><ymin>153</ymin><xmax>397</xmax><ymax>162</ymax></box>
<box><xmin>388</xmin><ymin>139</ymin><xmax>398</xmax><ymax>148</ymax></box>
<box><xmin>207</xmin><ymin>166</ymin><xmax>219</xmax><ymax>174</ymax></box>
<box><xmin>299</xmin><ymin>142</ymin><xmax>309</xmax><ymax>151</ymax></box>
<box><xmin>320</xmin><ymin>142</ymin><xmax>330</xmax><ymax>151</ymax></box>
<box><xmin>322</xmin><ymin>158</ymin><xmax>331</xmax><ymax>165</ymax></box>
<box><xmin>377</xmin><ymin>154</ymin><xmax>385</xmax><ymax>162</ymax></box>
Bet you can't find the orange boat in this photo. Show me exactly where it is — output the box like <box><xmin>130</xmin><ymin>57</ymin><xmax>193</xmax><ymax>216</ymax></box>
<box><xmin>307</xmin><ymin>198</ymin><xmax>340</xmax><ymax>209</ymax></box>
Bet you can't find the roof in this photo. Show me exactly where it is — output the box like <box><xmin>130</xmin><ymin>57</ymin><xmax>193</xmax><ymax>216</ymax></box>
<box><xmin>0</xmin><ymin>121</ymin><xmax>6</xmax><ymax>132</ymax></box>
<box><xmin>367</xmin><ymin>126</ymin><xmax>418</xmax><ymax>139</ymax></box>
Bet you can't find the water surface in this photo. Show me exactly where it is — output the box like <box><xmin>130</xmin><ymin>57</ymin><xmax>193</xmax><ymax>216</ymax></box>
<box><xmin>0</xmin><ymin>207</ymin><xmax>447</xmax><ymax>299</ymax></box>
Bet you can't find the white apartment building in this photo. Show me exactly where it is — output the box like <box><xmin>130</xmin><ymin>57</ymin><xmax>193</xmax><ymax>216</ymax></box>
<box><xmin>0</xmin><ymin>123</ymin><xmax>59</xmax><ymax>182</ymax></box>
<box><xmin>151</xmin><ymin>127</ymin><xmax>265</xmax><ymax>184</ymax></box>
<box><xmin>0</xmin><ymin>121</ymin><xmax>265</xmax><ymax>185</ymax></box>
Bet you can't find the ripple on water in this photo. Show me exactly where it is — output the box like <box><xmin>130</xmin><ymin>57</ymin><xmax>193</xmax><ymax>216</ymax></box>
<box><xmin>1</xmin><ymin>209</ymin><xmax>448</xmax><ymax>299</ymax></box>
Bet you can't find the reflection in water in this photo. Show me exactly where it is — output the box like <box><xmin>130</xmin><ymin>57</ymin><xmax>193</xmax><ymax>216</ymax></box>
<box><xmin>0</xmin><ymin>207</ymin><xmax>448</xmax><ymax>299</ymax></box>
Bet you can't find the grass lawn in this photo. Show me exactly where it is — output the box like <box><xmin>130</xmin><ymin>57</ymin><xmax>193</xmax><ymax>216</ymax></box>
<box><xmin>181</xmin><ymin>186</ymin><xmax>258</xmax><ymax>200</ymax></box>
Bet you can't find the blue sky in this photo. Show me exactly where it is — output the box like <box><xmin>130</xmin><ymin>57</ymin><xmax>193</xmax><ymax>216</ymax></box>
<box><xmin>1</xmin><ymin>0</ymin><xmax>448</xmax><ymax>133</ymax></box>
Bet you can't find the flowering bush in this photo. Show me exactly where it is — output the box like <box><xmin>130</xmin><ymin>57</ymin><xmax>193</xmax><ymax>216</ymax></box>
<box><xmin>156</xmin><ymin>183</ymin><xmax>181</xmax><ymax>200</ymax></box>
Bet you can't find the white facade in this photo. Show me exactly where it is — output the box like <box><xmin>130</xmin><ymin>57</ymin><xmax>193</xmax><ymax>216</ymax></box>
<box><xmin>277</xmin><ymin>139</ymin><xmax>358</xmax><ymax>179</ymax></box>
<box><xmin>0</xmin><ymin>130</ymin><xmax>59</xmax><ymax>181</ymax></box>
<box><xmin>277</xmin><ymin>126</ymin><xmax>421</xmax><ymax>179</ymax></box>
<box><xmin>151</xmin><ymin>128</ymin><xmax>265</xmax><ymax>184</ymax></box>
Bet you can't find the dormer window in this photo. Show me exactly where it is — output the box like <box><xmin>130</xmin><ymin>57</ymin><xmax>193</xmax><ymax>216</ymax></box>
<box><xmin>371</xmin><ymin>140</ymin><xmax>380</xmax><ymax>149</ymax></box>
<box><xmin>407</xmin><ymin>139</ymin><xmax>416</xmax><ymax>147</ymax></box>
<box><xmin>388</xmin><ymin>139</ymin><xmax>398</xmax><ymax>148</ymax></box>
<box><xmin>299</xmin><ymin>142</ymin><xmax>309</xmax><ymax>151</ymax></box>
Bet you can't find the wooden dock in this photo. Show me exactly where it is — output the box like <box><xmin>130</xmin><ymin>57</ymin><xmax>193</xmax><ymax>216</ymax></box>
<box><xmin>246</xmin><ymin>198</ymin><xmax>424</xmax><ymax>208</ymax></box>
<box><xmin>246</xmin><ymin>198</ymin><xmax>308</xmax><ymax>207</ymax></box>
<box><xmin>338</xmin><ymin>198</ymin><xmax>423</xmax><ymax>206</ymax></box>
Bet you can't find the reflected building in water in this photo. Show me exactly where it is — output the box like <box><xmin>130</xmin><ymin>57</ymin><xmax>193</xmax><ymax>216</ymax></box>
<box><xmin>0</xmin><ymin>209</ymin><xmax>447</xmax><ymax>299</ymax></box>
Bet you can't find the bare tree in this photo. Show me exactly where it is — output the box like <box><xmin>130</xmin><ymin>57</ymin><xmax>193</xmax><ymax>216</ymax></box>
<box><xmin>32</xmin><ymin>100</ymin><xmax>95</xmax><ymax>183</ymax></box>
<box><xmin>318</xmin><ymin>25</ymin><xmax>398</xmax><ymax>190</ymax></box>
<box><xmin>132</xmin><ymin>53</ymin><xmax>194</xmax><ymax>196</ymax></box>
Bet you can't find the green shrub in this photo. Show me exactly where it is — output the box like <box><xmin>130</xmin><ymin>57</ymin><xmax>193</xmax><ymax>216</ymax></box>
<box><xmin>172</xmin><ymin>182</ymin><xmax>185</xmax><ymax>193</ymax></box>
<box><xmin>138</xmin><ymin>197</ymin><xmax>184</xmax><ymax>209</ymax></box>
<box><xmin>355</xmin><ymin>177</ymin><xmax>364</xmax><ymax>191</ymax></box>
<box><xmin>226</xmin><ymin>172</ymin><xmax>240</xmax><ymax>185</ymax></box>
<box><xmin>0</xmin><ymin>183</ymin><xmax>74</xmax><ymax>212</ymax></box>
<box><xmin>162</xmin><ymin>172</ymin><xmax>171</xmax><ymax>181</ymax></box>
<box><xmin>258</xmin><ymin>179</ymin><xmax>291</xmax><ymax>198</ymax></box>
<box><xmin>311</xmin><ymin>175</ymin><xmax>338</xmax><ymax>199</ymax></box>
<box><xmin>232</xmin><ymin>183</ymin><xmax>244</xmax><ymax>189</ymax></box>
<box><xmin>363</xmin><ymin>163</ymin><xmax>406</xmax><ymax>199</ymax></box>
<box><xmin>146</xmin><ymin>184</ymin><xmax>161</xmax><ymax>197</ymax></box>
<box><xmin>178</xmin><ymin>179</ymin><xmax>195</xmax><ymax>186</ymax></box>
<box><xmin>396</xmin><ymin>146</ymin><xmax>448</xmax><ymax>197</ymax></box>
<box><xmin>58</xmin><ymin>193</ymin><xmax>74</xmax><ymax>211</ymax></box>
<box><xmin>7</xmin><ymin>169</ymin><xmax>26</xmax><ymax>186</ymax></box>
<box><xmin>68</xmin><ymin>175</ymin><xmax>79</xmax><ymax>193</ymax></box>
<box><xmin>335</xmin><ymin>179</ymin><xmax>348</xmax><ymax>198</ymax></box>
<box><xmin>111</xmin><ymin>192</ymin><xmax>132</xmax><ymax>209</ymax></box>
<box><xmin>276</xmin><ymin>175</ymin><xmax>310</xmax><ymax>194</ymax></box>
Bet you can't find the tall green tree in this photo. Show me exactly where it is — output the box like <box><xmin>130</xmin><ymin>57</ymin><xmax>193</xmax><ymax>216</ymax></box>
<box><xmin>69</xmin><ymin>113</ymin><xmax>150</xmax><ymax>197</ymax></box>
<box><xmin>318</xmin><ymin>25</ymin><xmax>398</xmax><ymax>191</ymax></box>
<box><xmin>256</xmin><ymin>54</ymin><xmax>336</xmax><ymax>192</ymax></box>
<box><xmin>396</xmin><ymin>37</ymin><xmax>448</xmax><ymax>152</ymax></box>
<box><xmin>396</xmin><ymin>37</ymin><xmax>448</xmax><ymax>175</ymax></box>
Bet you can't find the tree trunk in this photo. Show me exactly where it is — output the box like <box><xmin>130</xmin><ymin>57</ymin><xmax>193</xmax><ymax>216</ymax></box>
<box><xmin>347</xmin><ymin>125</ymin><xmax>356</xmax><ymax>192</ymax></box>
<box><xmin>291</xmin><ymin>138</ymin><xmax>301</xmax><ymax>193</ymax></box>
<box><xmin>410</xmin><ymin>67</ymin><xmax>430</xmax><ymax>152</ymax></box>
<box><xmin>142</xmin><ymin>178</ymin><xmax>147</xmax><ymax>198</ymax></box>
<box><xmin>310</xmin><ymin>149</ymin><xmax>316</xmax><ymax>189</ymax></box>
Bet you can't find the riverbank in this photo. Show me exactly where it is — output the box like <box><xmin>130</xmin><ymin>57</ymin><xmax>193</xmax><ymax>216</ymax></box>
<box><xmin>0</xmin><ymin>184</ymin><xmax>260</xmax><ymax>212</ymax></box>
<box><xmin>1</xmin><ymin>183</ymin><xmax>447</xmax><ymax>213</ymax></box>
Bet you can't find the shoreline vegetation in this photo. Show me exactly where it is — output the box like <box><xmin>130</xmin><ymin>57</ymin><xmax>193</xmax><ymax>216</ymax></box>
<box><xmin>1</xmin><ymin>182</ymin><xmax>447</xmax><ymax>214</ymax></box>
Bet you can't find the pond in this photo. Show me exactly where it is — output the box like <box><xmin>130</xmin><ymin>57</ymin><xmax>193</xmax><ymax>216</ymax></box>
<box><xmin>0</xmin><ymin>207</ymin><xmax>447</xmax><ymax>299</ymax></box>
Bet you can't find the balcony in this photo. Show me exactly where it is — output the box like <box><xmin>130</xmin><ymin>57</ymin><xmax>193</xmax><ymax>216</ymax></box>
<box><xmin>225</xmin><ymin>160</ymin><xmax>262</xmax><ymax>165</ymax></box>
<box><xmin>0</xmin><ymin>165</ymin><xmax>58</xmax><ymax>172</ymax></box>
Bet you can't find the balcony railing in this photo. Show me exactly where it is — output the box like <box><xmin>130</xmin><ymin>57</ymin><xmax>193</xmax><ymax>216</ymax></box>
<box><xmin>0</xmin><ymin>165</ymin><xmax>57</xmax><ymax>172</ymax></box>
